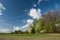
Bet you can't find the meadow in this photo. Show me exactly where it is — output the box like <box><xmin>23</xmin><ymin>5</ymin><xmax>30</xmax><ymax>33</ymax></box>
<box><xmin>0</xmin><ymin>33</ymin><xmax>60</xmax><ymax>40</ymax></box>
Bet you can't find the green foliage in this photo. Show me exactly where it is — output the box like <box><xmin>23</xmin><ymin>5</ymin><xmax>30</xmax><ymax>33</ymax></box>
<box><xmin>35</xmin><ymin>19</ymin><xmax>42</xmax><ymax>33</ymax></box>
<box><xmin>31</xmin><ymin>27</ymin><xmax>35</xmax><ymax>34</ymax></box>
<box><xmin>44</xmin><ymin>21</ymin><xmax>56</xmax><ymax>33</ymax></box>
<box><xmin>56</xmin><ymin>18</ymin><xmax>60</xmax><ymax>23</ymax></box>
<box><xmin>31</xmin><ymin>19</ymin><xmax>43</xmax><ymax>34</ymax></box>
<box><xmin>11</xmin><ymin>30</ymin><xmax>23</xmax><ymax>34</ymax></box>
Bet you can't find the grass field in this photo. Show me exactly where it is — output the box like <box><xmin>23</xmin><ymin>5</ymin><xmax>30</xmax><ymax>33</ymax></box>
<box><xmin>0</xmin><ymin>33</ymin><xmax>60</xmax><ymax>40</ymax></box>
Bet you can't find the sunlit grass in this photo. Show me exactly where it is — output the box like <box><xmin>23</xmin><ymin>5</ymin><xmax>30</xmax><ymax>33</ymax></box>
<box><xmin>0</xmin><ymin>33</ymin><xmax>60</xmax><ymax>40</ymax></box>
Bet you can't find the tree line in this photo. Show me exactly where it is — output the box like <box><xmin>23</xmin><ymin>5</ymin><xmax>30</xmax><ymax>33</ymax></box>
<box><xmin>11</xmin><ymin>10</ymin><xmax>60</xmax><ymax>34</ymax></box>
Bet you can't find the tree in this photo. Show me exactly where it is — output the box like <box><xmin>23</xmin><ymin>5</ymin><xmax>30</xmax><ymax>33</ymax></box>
<box><xmin>43</xmin><ymin>11</ymin><xmax>60</xmax><ymax>33</ymax></box>
<box><xmin>12</xmin><ymin>30</ymin><xmax>23</xmax><ymax>34</ymax></box>
<box><xmin>27</xmin><ymin>25</ymin><xmax>33</xmax><ymax>34</ymax></box>
<box><xmin>31</xmin><ymin>27</ymin><xmax>35</xmax><ymax>34</ymax></box>
<box><xmin>35</xmin><ymin>19</ymin><xmax>42</xmax><ymax>33</ymax></box>
<box><xmin>31</xmin><ymin>19</ymin><xmax>43</xmax><ymax>34</ymax></box>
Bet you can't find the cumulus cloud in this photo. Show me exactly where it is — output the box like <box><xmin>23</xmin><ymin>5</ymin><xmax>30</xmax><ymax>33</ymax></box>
<box><xmin>0</xmin><ymin>28</ymin><xmax>10</xmax><ymax>33</ymax></box>
<box><xmin>27</xmin><ymin>19</ymin><xmax>34</xmax><ymax>24</ymax></box>
<box><xmin>21</xmin><ymin>24</ymin><xmax>29</xmax><ymax>28</ymax></box>
<box><xmin>22</xmin><ymin>19</ymin><xmax>34</xmax><ymax>28</ymax></box>
<box><xmin>0</xmin><ymin>2</ymin><xmax>5</xmax><ymax>15</ymax></box>
<box><xmin>28</xmin><ymin>8</ymin><xmax>41</xmax><ymax>20</ymax></box>
<box><xmin>13</xmin><ymin>19</ymin><xmax>34</xmax><ymax>32</ymax></box>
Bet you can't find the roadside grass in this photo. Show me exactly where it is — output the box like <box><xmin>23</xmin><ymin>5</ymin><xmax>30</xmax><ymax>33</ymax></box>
<box><xmin>0</xmin><ymin>33</ymin><xmax>60</xmax><ymax>40</ymax></box>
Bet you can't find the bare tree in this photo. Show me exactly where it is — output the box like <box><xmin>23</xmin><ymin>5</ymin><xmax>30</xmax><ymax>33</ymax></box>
<box><xmin>43</xmin><ymin>10</ymin><xmax>60</xmax><ymax>33</ymax></box>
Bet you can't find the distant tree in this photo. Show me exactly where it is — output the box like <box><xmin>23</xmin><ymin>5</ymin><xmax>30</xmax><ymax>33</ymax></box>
<box><xmin>43</xmin><ymin>11</ymin><xmax>60</xmax><ymax>33</ymax></box>
<box><xmin>32</xmin><ymin>20</ymin><xmax>37</xmax><ymax>33</ymax></box>
<box><xmin>30</xmin><ymin>18</ymin><xmax>43</xmax><ymax>34</ymax></box>
<box><xmin>23</xmin><ymin>31</ymin><xmax>29</xmax><ymax>34</ymax></box>
<box><xmin>56</xmin><ymin>18</ymin><xmax>60</xmax><ymax>23</ymax></box>
<box><xmin>31</xmin><ymin>27</ymin><xmax>35</xmax><ymax>34</ymax></box>
<box><xmin>12</xmin><ymin>30</ymin><xmax>23</xmax><ymax>34</ymax></box>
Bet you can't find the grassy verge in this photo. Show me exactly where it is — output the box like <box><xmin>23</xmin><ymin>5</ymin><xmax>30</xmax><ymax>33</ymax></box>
<box><xmin>0</xmin><ymin>33</ymin><xmax>60</xmax><ymax>40</ymax></box>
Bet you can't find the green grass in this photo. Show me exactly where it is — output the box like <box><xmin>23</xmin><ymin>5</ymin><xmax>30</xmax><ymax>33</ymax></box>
<box><xmin>0</xmin><ymin>33</ymin><xmax>60</xmax><ymax>40</ymax></box>
<box><xmin>0</xmin><ymin>33</ymin><xmax>46</xmax><ymax>36</ymax></box>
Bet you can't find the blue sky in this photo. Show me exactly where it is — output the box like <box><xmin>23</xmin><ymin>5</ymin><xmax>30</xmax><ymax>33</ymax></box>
<box><xmin>0</xmin><ymin>0</ymin><xmax>60</xmax><ymax>33</ymax></box>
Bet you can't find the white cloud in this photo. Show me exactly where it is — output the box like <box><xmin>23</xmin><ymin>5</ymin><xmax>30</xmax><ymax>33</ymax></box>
<box><xmin>33</xmin><ymin>0</ymin><xmax>42</xmax><ymax>7</ymax></box>
<box><xmin>27</xmin><ymin>19</ymin><xmax>34</xmax><ymax>24</ymax></box>
<box><xmin>28</xmin><ymin>8</ymin><xmax>41</xmax><ymax>20</ymax></box>
<box><xmin>33</xmin><ymin>4</ymin><xmax>37</xmax><ymax>7</ymax></box>
<box><xmin>0</xmin><ymin>13</ymin><xmax>2</xmax><ymax>15</ymax></box>
<box><xmin>21</xmin><ymin>24</ymin><xmax>31</xmax><ymax>32</ymax></box>
<box><xmin>0</xmin><ymin>28</ymin><xmax>10</xmax><ymax>33</ymax></box>
<box><xmin>0</xmin><ymin>3</ymin><xmax>5</xmax><ymax>10</ymax></box>
<box><xmin>21</xmin><ymin>24</ymin><xmax>29</xmax><ymax>28</ymax></box>
<box><xmin>38</xmin><ymin>0</ymin><xmax>42</xmax><ymax>4</ymax></box>
<box><xmin>22</xmin><ymin>19</ymin><xmax>34</xmax><ymax>28</ymax></box>
<box><xmin>13</xmin><ymin>26</ymin><xmax>21</xmax><ymax>31</ymax></box>
<box><xmin>14</xmin><ymin>19</ymin><xmax>34</xmax><ymax>32</ymax></box>
<box><xmin>0</xmin><ymin>2</ymin><xmax>5</xmax><ymax>15</ymax></box>
<box><xmin>13</xmin><ymin>24</ymin><xmax>29</xmax><ymax>32</ymax></box>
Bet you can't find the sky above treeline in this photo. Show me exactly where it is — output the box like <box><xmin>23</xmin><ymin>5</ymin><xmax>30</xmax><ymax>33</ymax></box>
<box><xmin>0</xmin><ymin>0</ymin><xmax>60</xmax><ymax>33</ymax></box>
